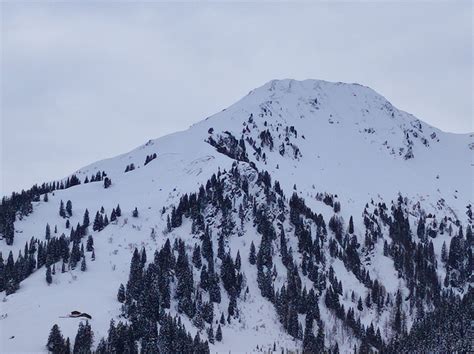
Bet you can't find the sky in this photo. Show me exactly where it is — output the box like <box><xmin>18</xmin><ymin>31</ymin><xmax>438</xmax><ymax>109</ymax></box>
<box><xmin>1</xmin><ymin>1</ymin><xmax>472</xmax><ymax>196</ymax></box>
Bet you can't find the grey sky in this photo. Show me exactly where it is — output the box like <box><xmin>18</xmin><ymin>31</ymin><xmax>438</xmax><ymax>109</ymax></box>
<box><xmin>1</xmin><ymin>1</ymin><xmax>472</xmax><ymax>196</ymax></box>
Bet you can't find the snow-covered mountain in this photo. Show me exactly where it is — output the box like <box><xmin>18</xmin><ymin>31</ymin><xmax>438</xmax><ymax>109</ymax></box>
<box><xmin>1</xmin><ymin>79</ymin><xmax>472</xmax><ymax>353</ymax></box>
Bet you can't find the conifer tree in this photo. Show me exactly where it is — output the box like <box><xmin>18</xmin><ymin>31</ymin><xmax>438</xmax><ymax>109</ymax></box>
<box><xmin>117</xmin><ymin>283</ymin><xmax>125</xmax><ymax>303</ymax></box>
<box><xmin>115</xmin><ymin>204</ymin><xmax>122</xmax><ymax>217</ymax></box>
<box><xmin>86</xmin><ymin>235</ymin><xmax>94</xmax><ymax>252</ymax></box>
<box><xmin>59</xmin><ymin>200</ymin><xmax>66</xmax><ymax>218</ymax></box>
<box><xmin>66</xmin><ymin>200</ymin><xmax>73</xmax><ymax>217</ymax></box>
<box><xmin>216</xmin><ymin>324</ymin><xmax>223</xmax><ymax>342</ymax></box>
<box><xmin>46</xmin><ymin>265</ymin><xmax>52</xmax><ymax>285</ymax></box>
<box><xmin>357</xmin><ymin>297</ymin><xmax>363</xmax><ymax>311</ymax></box>
<box><xmin>93</xmin><ymin>212</ymin><xmax>103</xmax><ymax>232</ymax></box>
<box><xmin>303</xmin><ymin>312</ymin><xmax>317</xmax><ymax>352</ymax></box>
<box><xmin>65</xmin><ymin>337</ymin><xmax>71</xmax><ymax>354</ymax></box>
<box><xmin>235</xmin><ymin>250</ymin><xmax>241</xmax><ymax>271</ymax></box>
<box><xmin>81</xmin><ymin>256</ymin><xmax>87</xmax><ymax>272</ymax></box>
<box><xmin>73</xmin><ymin>321</ymin><xmax>93</xmax><ymax>354</ymax></box>
<box><xmin>208</xmin><ymin>324</ymin><xmax>215</xmax><ymax>344</ymax></box>
<box><xmin>127</xmin><ymin>248</ymin><xmax>143</xmax><ymax>300</ymax></box>
<box><xmin>110</xmin><ymin>209</ymin><xmax>117</xmax><ymax>222</ymax></box>
<box><xmin>249</xmin><ymin>241</ymin><xmax>256</xmax><ymax>265</ymax></box>
<box><xmin>348</xmin><ymin>216</ymin><xmax>354</xmax><ymax>234</ymax></box>
<box><xmin>46</xmin><ymin>324</ymin><xmax>65</xmax><ymax>352</ymax></box>
<box><xmin>192</xmin><ymin>244</ymin><xmax>202</xmax><ymax>268</ymax></box>
<box><xmin>441</xmin><ymin>241</ymin><xmax>448</xmax><ymax>263</ymax></box>
<box><xmin>83</xmin><ymin>209</ymin><xmax>90</xmax><ymax>228</ymax></box>
<box><xmin>103</xmin><ymin>177</ymin><xmax>111</xmax><ymax>189</ymax></box>
<box><xmin>316</xmin><ymin>322</ymin><xmax>325</xmax><ymax>350</ymax></box>
<box><xmin>45</xmin><ymin>223</ymin><xmax>51</xmax><ymax>240</ymax></box>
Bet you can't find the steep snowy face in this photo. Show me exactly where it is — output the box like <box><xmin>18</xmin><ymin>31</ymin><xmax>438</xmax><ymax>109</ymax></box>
<box><xmin>0</xmin><ymin>79</ymin><xmax>472</xmax><ymax>353</ymax></box>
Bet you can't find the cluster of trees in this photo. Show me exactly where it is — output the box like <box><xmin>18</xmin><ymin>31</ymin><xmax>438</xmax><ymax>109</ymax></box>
<box><xmin>35</xmin><ymin>160</ymin><xmax>471</xmax><ymax>353</ymax></box>
<box><xmin>46</xmin><ymin>321</ymin><xmax>92</xmax><ymax>354</ymax></box>
<box><xmin>114</xmin><ymin>242</ymin><xmax>214</xmax><ymax>352</ymax></box>
<box><xmin>444</xmin><ymin>225</ymin><xmax>472</xmax><ymax>288</ymax></box>
<box><xmin>162</xmin><ymin>163</ymin><xmax>386</xmax><ymax>350</ymax></box>
<box><xmin>206</xmin><ymin>131</ymin><xmax>249</xmax><ymax>163</ymax></box>
<box><xmin>144</xmin><ymin>153</ymin><xmax>157</xmax><ymax>166</ymax></box>
<box><xmin>92</xmin><ymin>204</ymin><xmax>122</xmax><ymax>232</ymax></box>
<box><xmin>380</xmin><ymin>197</ymin><xmax>472</xmax><ymax>308</ymax></box>
<box><xmin>0</xmin><ymin>205</ymin><xmax>100</xmax><ymax>295</ymax></box>
<box><xmin>125</xmin><ymin>163</ymin><xmax>136</xmax><ymax>173</ymax></box>
<box><xmin>0</xmin><ymin>170</ymin><xmax>106</xmax><ymax>246</ymax></box>
<box><xmin>387</xmin><ymin>288</ymin><xmax>473</xmax><ymax>352</ymax></box>
<box><xmin>0</xmin><ymin>180</ymin><xmax>75</xmax><ymax>246</ymax></box>
<box><xmin>83</xmin><ymin>170</ymin><xmax>107</xmax><ymax>184</ymax></box>
<box><xmin>59</xmin><ymin>200</ymin><xmax>73</xmax><ymax>218</ymax></box>
<box><xmin>0</xmin><ymin>233</ymin><xmax>76</xmax><ymax>295</ymax></box>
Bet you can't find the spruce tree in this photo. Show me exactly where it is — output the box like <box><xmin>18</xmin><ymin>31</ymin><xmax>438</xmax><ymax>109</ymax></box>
<box><xmin>110</xmin><ymin>209</ymin><xmax>117</xmax><ymax>222</ymax></box>
<box><xmin>348</xmin><ymin>216</ymin><xmax>354</xmax><ymax>234</ymax></box>
<box><xmin>86</xmin><ymin>236</ymin><xmax>94</xmax><ymax>252</ymax></box>
<box><xmin>65</xmin><ymin>337</ymin><xmax>71</xmax><ymax>354</ymax></box>
<box><xmin>93</xmin><ymin>212</ymin><xmax>103</xmax><ymax>232</ymax></box>
<box><xmin>192</xmin><ymin>244</ymin><xmax>202</xmax><ymax>268</ymax></box>
<box><xmin>132</xmin><ymin>207</ymin><xmax>139</xmax><ymax>218</ymax></box>
<box><xmin>316</xmin><ymin>322</ymin><xmax>325</xmax><ymax>349</ymax></box>
<box><xmin>303</xmin><ymin>312</ymin><xmax>317</xmax><ymax>352</ymax></box>
<box><xmin>117</xmin><ymin>283</ymin><xmax>126</xmax><ymax>303</ymax></box>
<box><xmin>127</xmin><ymin>248</ymin><xmax>143</xmax><ymax>300</ymax></box>
<box><xmin>66</xmin><ymin>200</ymin><xmax>73</xmax><ymax>217</ymax></box>
<box><xmin>441</xmin><ymin>241</ymin><xmax>448</xmax><ymax>263</ymax></box>
<box><xmin>59</xmin><ymin>200</ymin><xmax>66</xmax><ymax>218</ymax></box>
<box><xmin>208</xmin><ymin>324</ymin><xmax>215</xmax><ymax>344</ymax></box>
<box><xmin>103</xmin><ymin>177</ymin><xmax>111</xmax><ymax>189</ymax></box>
<box><xmin>115</xmin><ymin>204</ymin><xmax>122</xmax><ymax>217</ymax></box>
<box><xmin>46</xmin><ymin>324</ymin><xmax>65</xmax><ymax>352</ymax></box>
<box><xmin>357</xmin><ymin>297</ymin><xmax>363</xmax><ymax>311</ymax></box>
<box><xmin>235</xmin><ymin>250</ymin><xmax>241</xmax><ymax>271</ymax></box>
<box><xmin>45</xmin><ymin>223</ymin><xmax>51</xmax><ymax>240</ymax></box>
<box><xmin>216</xmin><ymin>324</ymin><xmax>223</xmax><ymax>342</ymax></box>
<box><xmin>83</xmin><ymin>209</ymin><xmax>90</xmax><ymax>228</ymax></box>
<box><xmin>249</xmin><ymin>241</ymin><xmax>256</xmax><ymax>265</ymax></box>
<box><xmin>46</xmin><ymin>265</ymin><xmax>52</xmax><ymax>285</ymax></box>
<box><xmin>81</xmin><ymin>256</ymin><xmax>87</xmax><ymax>272</ymax></box>
<box><xmin>73</xmin><ymin>321</ymin><xmax>93</xmax><ymax>354</ymax></box>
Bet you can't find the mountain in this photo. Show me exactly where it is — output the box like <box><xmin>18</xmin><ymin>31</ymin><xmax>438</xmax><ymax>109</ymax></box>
<box><xmin>1</xmin><ymin>79</ymin><xmax>472</xmax><ymax>353</ymax></box>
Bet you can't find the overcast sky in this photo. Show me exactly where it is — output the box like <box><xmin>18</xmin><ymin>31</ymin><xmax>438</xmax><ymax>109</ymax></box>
<box><xmin>1</xmin><ymin>1</ymin><xmax>472</xmax><ymax>196</ymax></box>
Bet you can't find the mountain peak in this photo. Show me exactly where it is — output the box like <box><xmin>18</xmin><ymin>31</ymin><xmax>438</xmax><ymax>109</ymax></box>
<box><xmin>1</xmin><ymin>78</ymin><xmax>472</xmax><ymax>354</ymax></box>
<box><xmin>252</xmin><ymin>78</ymin><xmax>379</xmax><ymax>99</ymax></box>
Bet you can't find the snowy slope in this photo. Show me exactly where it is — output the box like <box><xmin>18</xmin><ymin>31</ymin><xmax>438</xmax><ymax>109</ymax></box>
<box><xmin>1</xmin><ymin>79</ymin><xmax>472</xmax><ymax>353</ymax></box>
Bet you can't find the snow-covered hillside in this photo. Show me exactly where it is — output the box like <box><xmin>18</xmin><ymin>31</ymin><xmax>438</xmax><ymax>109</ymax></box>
<box><xmin>1</xmin><ymin>79</ymin><xmax>472</xmax><ymax>353</ymax></box>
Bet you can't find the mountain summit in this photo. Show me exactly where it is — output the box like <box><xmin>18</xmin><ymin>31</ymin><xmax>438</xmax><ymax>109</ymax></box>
<box><xmin>1</xmin><ymin>79</ymin><xmax>472</xmax><ymax>353</ymax></box>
